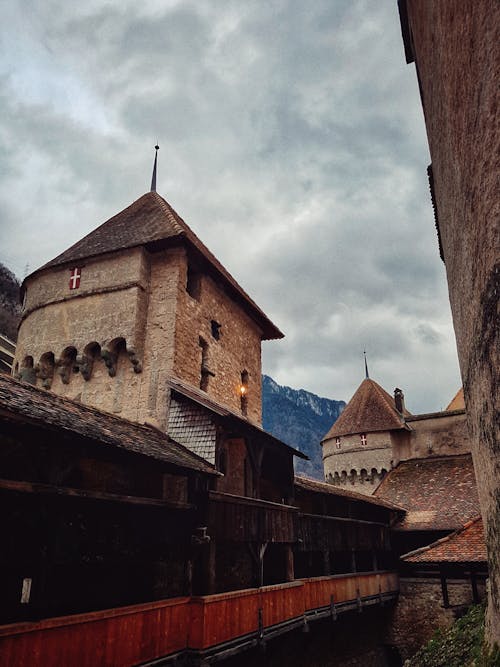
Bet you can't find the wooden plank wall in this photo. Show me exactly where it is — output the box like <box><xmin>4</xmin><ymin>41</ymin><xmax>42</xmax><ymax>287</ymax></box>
<box><xmin>0</xmin><ymin>572</ymin><xmax>398</xmax><ymax>666</ymax></box>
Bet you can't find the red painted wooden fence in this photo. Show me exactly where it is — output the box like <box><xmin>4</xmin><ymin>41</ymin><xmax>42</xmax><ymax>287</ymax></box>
<box><xmin>0</xmin><ymin>572</ymin><xmax>398</xmax><ymax>667</ymax></box>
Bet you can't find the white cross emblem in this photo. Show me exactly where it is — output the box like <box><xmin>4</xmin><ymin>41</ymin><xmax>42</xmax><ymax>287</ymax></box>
<box><xmin>69</xmin><ymin>268</ymin><xmax>81</xmax><ymax>290</ymax></box>
<box><xmin>360</xmin><ymin>434</ymin><xmax>367</xmax><ymax>445</ymax></box>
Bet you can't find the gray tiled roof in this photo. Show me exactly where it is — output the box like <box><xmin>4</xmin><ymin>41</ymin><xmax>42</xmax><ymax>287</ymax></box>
<box><xmin>168</xmin><ymin>398</ymin><xmax>217</xmax><ymax>465</ymax></box>
<box><xmin>29</xmin><ymin>192</ymin><xmax>282</xmax><ymax>340</ymax></box>
<box><xmin>0</xmin><ymin>374</ymin><xmax>216</xmax><ymax>475</ymax></box>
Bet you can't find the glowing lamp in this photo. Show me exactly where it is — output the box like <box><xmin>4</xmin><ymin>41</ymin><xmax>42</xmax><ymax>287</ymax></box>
<box><xmin>239</xmin><ymin>385</ymin><xmax>247</xmax><ymax>396</ymax></box>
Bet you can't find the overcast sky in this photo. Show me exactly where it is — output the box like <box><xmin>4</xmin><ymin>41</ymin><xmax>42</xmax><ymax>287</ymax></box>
<box><xmin>0</xmin><ymin>1</ymin><xmax>462</xmax><ymax>412</ymax></box>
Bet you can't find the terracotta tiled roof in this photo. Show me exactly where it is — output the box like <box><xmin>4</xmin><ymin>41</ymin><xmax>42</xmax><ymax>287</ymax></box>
<box><xmin>401</xmin><ymin>516</ymin><xmax>487</xmax><ymax>563</ymax></box>
<box><xmin>29</xmin><ymin>192</ymin><xmax>282</xmax><ymax>340</ymax></box>
<box><xmin>322</xmin><ymin>378</ymin><xmax>410</xmax><ymax>440</ymax></box>
<box><xmin>166</xmin><ymin>376</ymin><xmax>307</xmax><ymax>460</ymax></box>
<box><xmin>294</xmin><ymin>476</ymin><xmax>406</xmax><ymax>512</ymax></box>
<box><xmin>0</xmin><ymin>374</ymin><xmax>216</xmax><ymax>475</ymax></box>
<box><xmin>446</xmin><ymin>388</ymin><xmax>465</xmax><ymax>411</ymax></box>
<box><xmin>374</xmin><ymin>454</ymin><xmax>480</xmax><ymax>531</ymax></box>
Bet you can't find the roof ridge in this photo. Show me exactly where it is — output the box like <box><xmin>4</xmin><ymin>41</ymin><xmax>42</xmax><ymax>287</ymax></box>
<box><xmin>400</xmin><ymin>514</ymin><xmax>483</xmax><ymax>561</ymax></box>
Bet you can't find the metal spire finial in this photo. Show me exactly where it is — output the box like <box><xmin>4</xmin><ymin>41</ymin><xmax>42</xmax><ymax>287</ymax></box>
<box><xmin>364</xmin><ymin>350</ymin><xmax>369</xmax><ymax>379</ymax></box>
<box><xmin>150</xmin><ymin>144</ymin><xmax>159</xmax><ymax>192</ymax></box>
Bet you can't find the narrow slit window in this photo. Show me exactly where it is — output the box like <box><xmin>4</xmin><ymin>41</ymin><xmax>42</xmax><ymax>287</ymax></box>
<box><xmin>187</xmin><ymin>265</ymin><xmax>201</xmax><ymax>300</ymax></box>
<box><xmin>240</xmin><ymin>370</ymin><xmax>249</xmax><ymax>415</ymax></box>
<box><xmin>211</xmin><ymin>320</ymin><xmax>221</xmax><ymax>340</ymax></box>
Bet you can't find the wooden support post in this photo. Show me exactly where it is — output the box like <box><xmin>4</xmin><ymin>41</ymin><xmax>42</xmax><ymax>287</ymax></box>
<box><xmin>356</xmin><ymin>587</ymin><xmax>362</xmax><ymax>613</ymax></box>
<box><xmin>258</xmin><ymin>607</ymin><xmax>264</xmax><ymax>641</ymax></box>
<box><xmin>330</xmin><ymin>594</ymin><xmax>337</xmax><ymax>621</ymax></box>
<box><xmin>351</xmin><ymin>549</ymin><xmax>357</xmax><ymax>573</ymax></box>
<box><xmin>372</xmin><ymin>550</ymin><xmax>378</xmax><ymax>572</ymax></box>
<box><xmin>206</xmin><ymin>541</ymin><xmax>217</xmax><ymax>595</ymax></box>
<box><xmin>470</xmin><ymin>571</ymin><xmax>479</xmax><ymax>603</ymax></box>
<box><xmin>323</xmin><ymin>549</ymin><xmax>331</xmax><ymax>575</ymax></box>
<box><xmin>379</xmin><ymin>582</ymin><xmax>384</xmax><ymax>607</ymax></box>
<box><xmin>285</xmin><ymin>545</ymin><xmax>295</xmax><ymax>582</ymax></box>
<box><xmin>259</xmin><ymin>543</ymin><xmax>268</xmax><ymax>587</ymax></box>
<box><xmin>440</xmin><ymin>569</ymin><xmax>449</xmax><ymax>608</ymax></box>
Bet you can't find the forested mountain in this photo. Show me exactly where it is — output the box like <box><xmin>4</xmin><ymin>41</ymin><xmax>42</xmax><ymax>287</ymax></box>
<box><xmin>0</xmin><ymin>262</ymin><xmax>21</xmax><ymax>341</ymax></box>
<box><xmin>262</xmin><ymin>375</ymin><xmax>345</xmax><ymax>479</ymax></box>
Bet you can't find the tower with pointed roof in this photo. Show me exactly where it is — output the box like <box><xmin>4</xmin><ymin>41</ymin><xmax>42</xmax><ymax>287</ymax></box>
<box><xmin>321</xmin><ymin>377</ymin><xmax>412</xmax><ymax>495</ymax></box>
<box><xmin>322</xmin><ymin>373</ymin><xmax>471</xmax><ymax>496</ymax></box>
<box><xmin>14</xmin><ymin>158</ymin><xmax>282</xmax><ymax>430</ymax></box>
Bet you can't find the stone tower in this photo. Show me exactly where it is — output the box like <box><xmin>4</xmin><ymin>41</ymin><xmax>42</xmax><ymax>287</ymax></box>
<box><xmin>321</xmin><ymin>377</ymin><xmax>411</xmax><ymax>495</ymax></box>
<box><xmin>14</xmin><ymin>190</ymin><xmax>282</xmax><ymax>430</ymax></box>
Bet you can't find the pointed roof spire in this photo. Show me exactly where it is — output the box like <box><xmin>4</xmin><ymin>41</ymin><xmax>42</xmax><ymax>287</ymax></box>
<box><xmin>150</xmin><ymin>144</ymin><xmax>159</xmax><ymax>192</ymax></box>
<box><xmin>364</xmin><ymin>350</ymin><xmax>369</xmax><ymax>379</ymax></box>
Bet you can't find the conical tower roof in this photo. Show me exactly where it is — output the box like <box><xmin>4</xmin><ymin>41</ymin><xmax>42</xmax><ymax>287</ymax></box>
<box><xmin>25</xmin><ymin>191</ymin><xmax>283</xmax><ymax>340</ymax></box>
<box><xmin>322</xmin><ymin>378</ymin><xmax>411</xmax><ymax>440</ymax></box>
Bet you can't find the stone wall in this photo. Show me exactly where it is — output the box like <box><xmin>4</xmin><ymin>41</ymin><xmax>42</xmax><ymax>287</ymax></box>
<box><xmin>14</xmin><ymin>243</ymin><xmax>265</xmax><ymax>430</ymax></box>
<box><xmin>387</xmin><ymin>576</ymin><xmax>487</xmax><ymax>661</ymax></box>
<box><xmin>173</xmin><ymin>253</ymin><xmax>263</xmax><ymax>424</ymax></box>
<box><xmin>394</xmin><ymin>411</ymin><xmax>470</xmax><ymax>463</ymax></box>
<box><xmin>322</xmin><ymin>430</ymin><xmax>393</xmax><ymax>495</ymax></box>
<box><xmin>405</xmin><ymin>0</ymin><xmax>500</xmax><ymax>642</ymax></box>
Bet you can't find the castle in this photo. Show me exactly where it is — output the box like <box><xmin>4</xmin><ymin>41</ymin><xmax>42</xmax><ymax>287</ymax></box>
<box><xmin>321</xmin><ymin>371</ymin><xmax>470</xmax><ymax>496</ymax></box>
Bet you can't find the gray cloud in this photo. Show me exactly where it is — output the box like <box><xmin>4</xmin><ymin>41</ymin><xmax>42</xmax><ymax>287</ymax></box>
<box><xmin>0</xmin><ymin>1</ymin><xmax>462</xmax><ymax>412</ymax></box>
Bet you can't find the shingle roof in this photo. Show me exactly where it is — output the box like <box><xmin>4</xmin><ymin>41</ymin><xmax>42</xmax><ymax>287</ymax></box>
<box><xmin>0</xmin><ymin>374</ymin><xmax>216</xmax><ymax>475</ymax></box>
<box><xmin>166</xmin><ymin>376</ymin><xmax>307</xmax><ymax>460</ymax></box>
<box><xmin>294</xmin><ymin>475</ymin><xmax>405</xmax><ymax>512</ymax></box>
<box><xmin>374</xmin><ymin>454</ymin><xmax>480</xmax><ymax>531</ymax></box>
<box><xmin>322</xmin><ymin>378</ymin><xmax>410</xmax><ymax>440</ymax></box>
<box><xmin>401</xmin><ymin>516</ymin><xmax>487</xmax><ymax>563</ymax></box>
<box><xmin>29</xmin><ymin>192</ymin><xmax>282</xmax><ymax>340</ymax></box>
<box><xmin>446</xmin><ymin>388</ymin><xmax>465</xmax><ymax>411</ymax></box>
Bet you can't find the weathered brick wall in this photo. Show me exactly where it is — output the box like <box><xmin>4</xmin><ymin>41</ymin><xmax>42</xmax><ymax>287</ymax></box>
<box><xmin>173</xmin><ymin>252</ymin><xmax>263</xmax><ymax>424</ymax></box>
<box><xmin>405</xmin><ymin>0</ymin><xmax>499</xmax><ymax>642</ymax></box>
<box><xmin>387</xmin><ymin>576</ymin><xmax>487</xmax><ymax>661</ymax></box>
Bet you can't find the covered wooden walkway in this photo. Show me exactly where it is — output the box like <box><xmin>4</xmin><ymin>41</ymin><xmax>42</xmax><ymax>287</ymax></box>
<box><xmin>0</xmin><ymin>571</ymin><xmax>398</xmax><ymax>666</ymax></box>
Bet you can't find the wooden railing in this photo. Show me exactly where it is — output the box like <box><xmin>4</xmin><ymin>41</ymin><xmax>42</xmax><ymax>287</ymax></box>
<box><xmin>297</xmin><ymin>512</ymin><xmax>391</xmax><ymax>551</ymax></box>
<box><xmin>0</xmin><ymin>572</ymin><xmax>399</xmax><ymax>667</ymax></box>
<box><xmin>207</xmin><ymin>491</ymin><xmax>297</xmax><ymax>543</ymax></box>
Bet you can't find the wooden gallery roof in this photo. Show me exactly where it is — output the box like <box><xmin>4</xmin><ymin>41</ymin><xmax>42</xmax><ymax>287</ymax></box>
<box><xmin>294</xmin><ymin>475</ymin><xmax>405</xmax><ymax>512</ymax></box>
<box><xmin>27</xmin><ymin>191</ymin><xmax>282</xmax><ymax>340</ymax></box>
<box><xmin>401</xmin><ymin>516</ymin><xmax>487</xmax><ymax>564</ymax></box>
<box><xmin>322</xmin><ymin>378</ymin><xmax>411</xmax><ymax>441</ymax></box>
<box><xmin>0</xmin><ymin>374</ymin><xmax>217</xmax><ymax>475</ymax></box>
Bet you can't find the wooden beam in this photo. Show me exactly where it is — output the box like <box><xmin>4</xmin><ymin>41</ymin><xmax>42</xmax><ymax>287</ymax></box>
<box><xmin>0</xmin><ymin>477</ymin><xmax>194</xmax><ymax>509</ymax></box>
<box><xmin>440</xmin><ymin>568</ymin><xmax>450</xmax><ymax>608</ymax></box>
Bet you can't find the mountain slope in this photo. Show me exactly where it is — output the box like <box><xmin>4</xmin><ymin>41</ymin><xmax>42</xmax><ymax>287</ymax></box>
<box><xmin>0</xmin><ymin>262</ymin><xmax>21</xmax><ymax>341</ymax></box>
<box><xmin>262</xmin><ymin>375</ymin><xmax>345</xmax><ymax>479</ymax></box>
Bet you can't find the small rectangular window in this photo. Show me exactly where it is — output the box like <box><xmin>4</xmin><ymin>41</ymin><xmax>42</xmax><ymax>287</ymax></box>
<box><xmin>211</xmin><ymin>320</ymin><xmax>221</xmax><ymax>340</ymax></box>
<box><xmin>187</xmin><ymin>265</ymin><xmax>201</xmax><ymax>300</ymax></box>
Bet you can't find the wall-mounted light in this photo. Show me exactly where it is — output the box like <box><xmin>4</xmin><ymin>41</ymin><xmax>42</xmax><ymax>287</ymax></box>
<box><xmin>239</xmin><ymin>385</ymin><xmax>247</xmax><ymax>396</ymax></box>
